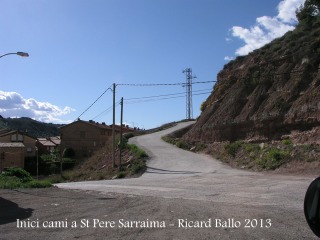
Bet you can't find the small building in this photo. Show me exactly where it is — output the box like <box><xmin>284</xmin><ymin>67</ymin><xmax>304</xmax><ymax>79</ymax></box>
<box><xmin>0</xmin><ymin>142</ymin><xmax>25</xmax><ymax>171</ymax></box>
<box><xmin>0</xmin><ymin>130</ymin><xmax>37</xmax><ymax>157</ymax></box>
<box><xmin>59</xmin><ymin>120</ymin><xmax>114</xmax><ymax>158</ymax></box>
<box><xmin>59</xmin><ymin>120</ymin><xmax>134</xmax><ymax>159</ymax></box>
<box><xmin>36</xmin><ymin>137</ymin><xmax>60</xmax><ymax>155</ymax></box>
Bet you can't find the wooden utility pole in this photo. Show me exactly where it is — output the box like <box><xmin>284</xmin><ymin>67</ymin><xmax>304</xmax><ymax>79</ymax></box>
<box><xmin>112</xmin><ymin>83</ymin><xmax>116</xmax><ymax>168</ymax></box>
<box><xmin>119</xmin><ymin>97</ymin><xmax>124</xmax><ymax>171</ymax></box>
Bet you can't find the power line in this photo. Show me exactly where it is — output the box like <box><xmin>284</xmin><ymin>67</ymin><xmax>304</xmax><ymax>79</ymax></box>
<box><xmin>117</xmin><ymin>80</ymin><xmax>216</xmax><ymax>87</ymax></box>
<box><xmin>124</xmin><ymin>88</ymin><xmax>212</xmax><ymax>101</ymax></box>
<box><xmin>76</xmin><ymin>85</ymin><xmax>113</xmax><ymax>120</ymax></box>
<box><xmin>125</xmin><ymin>92</ymin><xmax>211</xmax><ymax>105</ymax></box>
<box><xmin>92</xmin><ymin>100</ymin><xmax>121</xmax><ymax>120</ymax></box>
<box><xmin>91</xmin><ymin>89</ymin><xmax>212</xmax><ymax>120</ymax></box>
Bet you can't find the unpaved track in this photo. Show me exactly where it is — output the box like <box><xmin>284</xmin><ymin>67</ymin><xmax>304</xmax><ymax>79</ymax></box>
<box><xmin>1</xmin><ymin>121</ymin><xmax>318</xmax><ymax>239</ymax></box>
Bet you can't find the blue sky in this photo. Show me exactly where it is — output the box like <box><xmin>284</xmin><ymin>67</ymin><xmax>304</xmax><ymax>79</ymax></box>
<box><xmin>0</xmin><ymin>0</ymin><xmax>305</xmax><ymax>129</ymax></box>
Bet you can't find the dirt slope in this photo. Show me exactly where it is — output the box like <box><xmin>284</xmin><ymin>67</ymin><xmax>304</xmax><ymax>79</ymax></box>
<box><xmin>184</xmin><ymin>6</ymin><xmax>320</xmax><ymax>144</ymax></box>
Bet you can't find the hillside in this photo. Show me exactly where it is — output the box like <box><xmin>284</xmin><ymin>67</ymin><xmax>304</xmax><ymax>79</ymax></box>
<box><xmin>183</xmin><ymin>2</ymin><xmax>320</xmax><ymax>145</ymax></box>
<box><xmin>0</xmin><ymin>116</ymin><xmax>61</xmax><ymax>138</ymax></box>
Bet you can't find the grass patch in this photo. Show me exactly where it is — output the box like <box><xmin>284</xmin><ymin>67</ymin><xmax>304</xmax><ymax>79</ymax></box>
<box><xmin>2</xmin><ymin>167</ymin><xmax>33</xmax><ymax>182</ymax></box>
<box><xmin>162</xmin><ymin>136</ymin><xmax>193</xmax><ymax>150</ymax></box>
<box><xmin>282</xmin><ymin>139</ymin><xmax>293</xmax><ymax>145</ymax></box>
<box><xmin>117</xmin><ymin>172</ymin><xmax>126</xmax><ymax>179</ymax></box>
<box><xmin>225</xmin><ymin>141</ymin><xmax>244</xmax><ymax>157</ymax></box>
<box><xmin>256</xmin><ymin>148</ymin><xmax>290</xmax><ymax>170</ymax></box>
<box><xmin>126</xmin><ymin>144</ymin><xmax>147</xmax><ymax>175</ymax></box>
<box><xmin>131</xmin><ymin>160</ymin><xmax>146</xmax><ymax>174</ymax></box>
<box><xmin>219</xmin><ymin>141</ymin><xmax>294</xmax><ymax>171</ymax></box>
<box><xmin>127</xmin><ymin>144</ymin><xmax>148</xmax><ymax>159</ymax></box>
<box><xmin>0</xmin><ymin>168</ymin><xmax>52</xmax><ymax>189</ymax></box>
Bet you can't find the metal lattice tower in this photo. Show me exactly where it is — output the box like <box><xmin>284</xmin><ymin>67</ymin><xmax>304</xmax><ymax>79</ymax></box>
<box><xmin>182</xmin><ymin>68</ymin><xmax>196</xmax><ymax>120</ymax></box>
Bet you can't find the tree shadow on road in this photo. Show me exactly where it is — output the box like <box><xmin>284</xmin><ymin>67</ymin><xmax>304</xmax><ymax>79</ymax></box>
<box><xmin>0</xmin><ymin>197</ymin><xmax>33</xmax><ymax>225</ymax></box>
<box><xmin>146</xmin><ymin>167</ymin><xmax>201</xmax><ymax>175</ymax></box>
<box><xmin>10</xmin><ymin>189</ymin><xmax>116</xmax><ymax>200</ymax></box>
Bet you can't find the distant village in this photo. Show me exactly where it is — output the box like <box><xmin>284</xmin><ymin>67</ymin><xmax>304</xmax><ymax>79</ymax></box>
<box><xmin>0</xmin><ymin>119</ymin><xmax>135</xmax><ymax>172</ymax></box>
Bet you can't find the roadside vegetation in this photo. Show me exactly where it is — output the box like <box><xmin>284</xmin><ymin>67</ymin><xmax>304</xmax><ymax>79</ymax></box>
<box><xmin>163</xmin><ymin>131</ymin><xmax>320</xmax><ymax>173</ymax></box>
<box><xmin>47</xmin><ymin>136</ymin><xmax>148</xmax><ymax>183</ymax></box>
<box><xmin>0</xmin><ymin>167</ymin><xmax>52</xmax><ymax>189</ymax></box>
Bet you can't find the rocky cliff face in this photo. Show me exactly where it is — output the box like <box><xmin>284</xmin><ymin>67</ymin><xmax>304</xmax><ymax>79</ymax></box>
<box><xmin>184</xmin><ymin>13</ymin><xmax>320</xmax><ymax>144</ymax></box>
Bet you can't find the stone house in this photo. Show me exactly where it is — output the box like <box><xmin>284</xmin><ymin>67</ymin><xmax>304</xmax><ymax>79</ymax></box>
<box><xmin>0</xmin><ymin>130</ymin><xmax>37</xmax><ymax>158</ymax></box>
<box><xmin>0</xmin><ymin>142</ymin><xmax>25</xmax><ymax>171</ymax></box>
<box><xmin>60</xmin><ymin>120</ymin><xmax>118</xmax><ymax>158</ymax></box>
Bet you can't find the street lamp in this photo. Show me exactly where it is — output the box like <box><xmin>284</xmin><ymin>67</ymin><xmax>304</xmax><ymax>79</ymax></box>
<box><xmin>0</xmin><ymin>52</ymin><xmax>29</xmax><ymax>58</ymax></box>
<box><xmin>35</xmin><ymin>146</ymin><xmax>39</xmax><ymax>180</ymax></box>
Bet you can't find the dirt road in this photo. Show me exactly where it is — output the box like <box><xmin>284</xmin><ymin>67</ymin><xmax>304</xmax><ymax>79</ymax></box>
<box><xmin>0</xmin><ymin>122</ymin><xmax>318</xmax><ymax>239</ymax></box>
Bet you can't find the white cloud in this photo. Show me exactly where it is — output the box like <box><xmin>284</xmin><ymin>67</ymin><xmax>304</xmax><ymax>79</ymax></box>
<box><xmin>229</xmin><ymin>0</ymin><xmax>305</xmax><ymax>56</ymax></box>
<box><xmin>224</xmin><ymin>56</ymin><xmax>234</xmax><ymax>61</ymax></box>
<box><xmin>0</xmin><ymin>91</ymin><xmax>75</xmax><ymax>123</ymax></box>
<box><xmin>277</xmin><ymin>0</ymin><xmax>305</xmax><ymax>23</ymax></box>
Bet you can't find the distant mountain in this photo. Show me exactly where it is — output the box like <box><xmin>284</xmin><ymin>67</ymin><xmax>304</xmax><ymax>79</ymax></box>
<box><xmin>0</xmin><ymin>116</ymin><xmax>62</xmax><ymax>138</ymax></box>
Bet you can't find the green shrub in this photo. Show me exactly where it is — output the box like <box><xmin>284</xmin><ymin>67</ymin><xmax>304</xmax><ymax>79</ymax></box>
<box><xmin>0</xmin><ymin>167</ymin><xmax>52</xmax><ymax>189</ymax></box>
<box><xmin>0</xmin><ymin>175</ymin><xmax>22</xmax><ymax>189</ymax></box>
<box><xmin>257</xmin><ymin>148</ymin><xmax>289</xmax><ymax>170</ymax></box>
<box><xmin>0</xmin><ymin>175</ymin><xmax>52</xmax><ymax>189</ymax></box>
<box><xmin>282</xmin><ymin>139</ymin><xmax>293</xmax><ymax>145</ymax></box>
<box><xmin>244</xmin><ymin>143</ymin><xmax>260</xmax><ymax>153</ymax></box>
<box><xmin>131</xmin><ymin>160</ymin><xmax>146</xmax><ymax>174</ymax></box>
<box><xmin>225</xmin><ymin>141</ymin><xmax>243</xmax><ymax>157</ymax></box>
<box><xmin>24</xmin><ymin>180</ymin><xmax>52</xmax><ymax>188</ymax></box>
<box><xmin>176</xmin><ymin>140</ymin><xmax>189</xmax><ymax>149</ymax></box>
<box><xmin>2</xmin><ymin>167</ymin><xmax>33</xmax><ymax>182</ymax></box>
<box><xmin>200</xmin><ymin>101</ymin><xmax>207</xmax><ymax>112</ymax></box>
<box><xmin>127</xmin><ymin>144</ymin><xmax>148</xmax><ymax>159</ymax></box>
<box><xmin>117</xmin><ymin>172</ymin><xmax>126</xmax><ymax>179</ymax></box>
<box><xmin>123</xmin><ymin>132</ymin><xmax>135</xmax><ymax>140</ymax></box>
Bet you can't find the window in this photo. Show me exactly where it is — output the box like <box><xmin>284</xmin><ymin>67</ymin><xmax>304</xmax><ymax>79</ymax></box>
<box><xmin>11</xmin><ymin>134</ymin><xmax>24</xmax><ymax>142</ymax></box>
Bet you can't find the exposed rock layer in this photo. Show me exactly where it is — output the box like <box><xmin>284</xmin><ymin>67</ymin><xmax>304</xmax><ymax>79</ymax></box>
<box><xmin>184</xmin><ymin>17</ymin><xmax>320</xmax><ymax>143</ymax></box>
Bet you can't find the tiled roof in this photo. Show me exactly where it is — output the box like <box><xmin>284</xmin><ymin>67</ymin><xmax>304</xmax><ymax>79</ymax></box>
<box><xmin>0</xmin><ymin>130</ymin><xmax>36</xmax><ymax>139</ymax></box>
<box><xmin>37</xmin><ymin>140</ymin><xmax>56</xmax><ymax>147</ymax></box>
<box><xmin>59</xmin><ymin>120</ymin><xmax>112</xmax><ymax>130</ymax></box>
<box><xmin>0</xmin><ymin>142</ymin><xmax>25</xmax><ymax>148</ymax></box>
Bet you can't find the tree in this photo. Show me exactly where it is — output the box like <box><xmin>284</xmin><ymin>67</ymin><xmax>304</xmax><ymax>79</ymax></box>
<box><xmin>296</xmin><ymin>0</ymin><xmax>320</xmax><ymax>23</ymax></box>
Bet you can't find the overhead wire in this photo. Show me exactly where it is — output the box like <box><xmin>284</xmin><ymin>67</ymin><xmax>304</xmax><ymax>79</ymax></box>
<box><xmin>92</xmin><ymin>100</ymin><xmax>121</xmax><ymax>121</ymax></box>
<box><xmin>81</xmin><ymin>80</ymin><xmax>215</xmax><ymax>120</ymax></box>
<box><xmin>76</xmin><ymin>85</ymin><xmax>113</xmax><ymax>120</ymax></box>
<box><xmin>117</xmin><ymin>80</ymin><xmax>216</xmax><ymax>87</ymax></box>
<box><xmin>124</xmin><ymin>88</ymin><xmax>212</xmax><ymax>101</ymax></box>
<box><xmin>125</xmin><ymin>92</ymin><xmax>211</xmax><ymax>105</ymax></box>
<box><xmin>78</xmin><ymin>65</ymin><xmax>320</xmax><ymax>120</ymax></box>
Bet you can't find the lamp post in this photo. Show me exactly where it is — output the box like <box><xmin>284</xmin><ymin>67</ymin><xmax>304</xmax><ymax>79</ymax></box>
<box><xmin>0</xmin><ymin>52</ymin><xmax>29</xmax><ymax>58</ymax></box>
<box><xmin>35</xmin><ymin>146</ymin><xmax>39</xmax><ymax>180</ymax></box>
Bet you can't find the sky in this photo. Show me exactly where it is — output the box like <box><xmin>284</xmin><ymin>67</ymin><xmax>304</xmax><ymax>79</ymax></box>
<box><xmin>0</xmin><ymin>0</ymin><xmax>305</xmax><ymax>129</ymax></box>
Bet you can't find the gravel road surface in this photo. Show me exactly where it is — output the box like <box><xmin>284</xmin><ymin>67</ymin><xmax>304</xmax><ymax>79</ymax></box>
<box><xmin>0</xmin><ymin>121</ymin><xmax>318</xmax><ymax>239</ymax></box>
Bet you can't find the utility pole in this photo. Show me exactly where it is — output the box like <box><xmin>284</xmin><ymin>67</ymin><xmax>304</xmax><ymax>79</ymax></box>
<box><xmin>182</xmin><ymin>68</ymin><xmax>196</xmax><ymax>120</ymax></box>
<box><xmin>112</xmin><ymin>83</ymin><xmax>116</xmax><ymax>168</ymax></box>
<box><xmin>119</xmin><ymin>97</ymin><xmax>124</xmax><ymax>171</ymax></box>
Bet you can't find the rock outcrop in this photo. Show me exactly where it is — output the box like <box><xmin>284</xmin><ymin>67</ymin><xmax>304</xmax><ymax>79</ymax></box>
<box><xmin>184</xmin><ymin>6</ymin><xmax>320</xmax><ymax>143</ymax></box>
